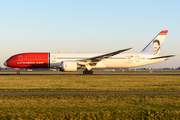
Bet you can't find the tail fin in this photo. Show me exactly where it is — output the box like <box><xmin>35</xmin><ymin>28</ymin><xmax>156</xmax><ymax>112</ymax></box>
<box><xmin>141</xmin><ymin>30</ymin><xmax>168</xmax><ymax>56</ymax></box>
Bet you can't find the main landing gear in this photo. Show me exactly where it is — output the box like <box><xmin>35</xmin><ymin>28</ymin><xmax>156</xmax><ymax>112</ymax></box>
<box><xmin>83</xmin><ymin>69</ymin><xmax>93</xmax><ymax>74</ymax></box>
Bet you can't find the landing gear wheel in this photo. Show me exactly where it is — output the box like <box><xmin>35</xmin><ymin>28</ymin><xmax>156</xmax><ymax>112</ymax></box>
<box><xmin>83</xmin><ymin>70</ymin><xmax>86</xmax><ymax>74</ymax></box>
<box><xmin>89</xmin><ymin>70</ymin><xmax>93</xmax><ymax>74</ymax></box>
<box><xmin>83</xmin><ymin>70</ymin><xmax>88</xmax><ymax>74</ymax></box>
<box><xmin>17</xmin><ymin>71</ymin><xmax>20</xmax><ymax>74</ymax></box>
<box><xmin>83</xmin><ymin>69</ymin><xmax>93</xmax><ymax>74</ymax></box>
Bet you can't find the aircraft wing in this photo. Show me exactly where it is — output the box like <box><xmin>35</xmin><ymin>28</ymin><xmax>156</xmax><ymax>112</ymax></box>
<box><xmin>77</xmin><ymin>47</ymin><xmax>132</xmax><ymax>69</ymax></box>
<box><xmin>148</xmin><ymin>55</ymin><xmax>175</xmax><ymax>60</ymax></box>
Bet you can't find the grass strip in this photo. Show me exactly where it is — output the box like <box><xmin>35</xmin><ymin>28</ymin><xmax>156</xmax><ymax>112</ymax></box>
<box><xmin>0</xmin><ymin>94</ymin><xmax>180</xmax><ymax>119</ymax></box>
<box><xmin>0</xmin><ymin>75</ymin><xmax>180</xmax><ymax>92</ymax></box>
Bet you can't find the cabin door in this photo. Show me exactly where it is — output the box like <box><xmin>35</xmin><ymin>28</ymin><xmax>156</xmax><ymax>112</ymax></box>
<box><xmin>135</xmin><ymin>56</ymin><xmax>139</xmax><ymax>62</ymax></box>
<box><xmin>51</xmin><ymin>55</ymin><xmax>56</xmax><ymax>62</ymax></box>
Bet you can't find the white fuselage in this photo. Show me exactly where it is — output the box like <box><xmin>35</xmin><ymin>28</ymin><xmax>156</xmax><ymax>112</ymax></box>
<box><xmin>49</xmin><ymin>52</ymin><xmax>166</xmax><ymax>69</ymax></box>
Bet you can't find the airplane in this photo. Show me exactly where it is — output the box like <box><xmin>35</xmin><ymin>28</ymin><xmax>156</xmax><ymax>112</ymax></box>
<box><xmin>4</xmin><ymin>30</ymin><xmax>175</xmax><ymax>74</ymax></box>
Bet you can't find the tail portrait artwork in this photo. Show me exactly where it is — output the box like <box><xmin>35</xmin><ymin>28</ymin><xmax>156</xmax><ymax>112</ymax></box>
<box><xmin>141</xmin><ymin>30</ymin><xmax>168</xmax><ymax>56</ymax></box>
<box><xmin>153</xmin><ymin>39</ymin><xmax>161</xmax><ymax>55</ymax></box>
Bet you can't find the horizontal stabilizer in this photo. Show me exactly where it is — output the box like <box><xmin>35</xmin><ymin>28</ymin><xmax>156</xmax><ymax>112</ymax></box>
<box><xmin>148</xmin><ymin>55</ymin><xmax>175</xmax><ymax>60</ymax></box>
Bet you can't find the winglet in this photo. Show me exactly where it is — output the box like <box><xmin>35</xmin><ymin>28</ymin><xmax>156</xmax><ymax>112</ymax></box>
<box><xmin>120</xmin><ymin>47</ymin><xmax>133</xmax><ymax>52</ymax></box>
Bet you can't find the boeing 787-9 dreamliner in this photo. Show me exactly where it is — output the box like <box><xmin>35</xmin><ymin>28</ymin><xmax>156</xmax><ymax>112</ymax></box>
<box><xmin>4</xmin><ymin>30</ymin><xmax>175</xmax><ymax>74</ymax></box>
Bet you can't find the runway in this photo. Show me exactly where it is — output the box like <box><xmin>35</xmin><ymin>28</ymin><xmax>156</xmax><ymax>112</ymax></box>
<box><xmin>0</xmin><ymin>92</ymin><xmax>180</xmax><ymax>95</ymax></box>
<box><xmin>1</xmin><ymin>73</ymin><xmax>180</xmax><ymax>76</ymax></box>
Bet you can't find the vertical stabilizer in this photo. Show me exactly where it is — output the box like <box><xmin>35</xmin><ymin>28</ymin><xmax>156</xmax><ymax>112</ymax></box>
<box><xmin>141</xmin><ymin>30</ymin><xmax>168</xmax><ymax>56</ymax></box>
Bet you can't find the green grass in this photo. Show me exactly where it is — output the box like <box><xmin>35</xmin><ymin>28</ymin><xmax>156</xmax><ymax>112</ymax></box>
<box><xmin>0</xmin><ymin>94</ymin><xmax>179</xmax><ymax>119</ymax></box>
<box><xmin>0</xmin><ymin>75</ymin><xmax>180</xmax><ymax>92</ymax></box>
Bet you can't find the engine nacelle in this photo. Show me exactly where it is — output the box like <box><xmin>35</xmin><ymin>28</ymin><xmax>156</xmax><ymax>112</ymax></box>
<box><xmin>60</xmin><ymin>61</ymin><xmax>77</xmax><ymax>71</ymax></box>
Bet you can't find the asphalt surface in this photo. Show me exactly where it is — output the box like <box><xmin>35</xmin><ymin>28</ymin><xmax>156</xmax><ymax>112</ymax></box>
<box><xmin>0</xmin><ymin>92</ymin><xmax>180</xmax><ymax>95</ymax></box>
<box><xmin>1</xmin><ymin>73</ymin><xmax>180</xmax><ymax>76</ymax></box>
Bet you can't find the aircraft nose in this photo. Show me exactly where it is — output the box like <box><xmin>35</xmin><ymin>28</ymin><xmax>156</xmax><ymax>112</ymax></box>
<box><xmin>4</xmin><ymin>61</ymin><xmax>7</xmax><ymax>66</ymax></box>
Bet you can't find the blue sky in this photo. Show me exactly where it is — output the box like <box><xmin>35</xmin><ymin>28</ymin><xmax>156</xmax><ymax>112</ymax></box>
<box><xmin>0</xmin><ymin>0</ymin><xmax>180</xmax><ymax>68</ymax></box>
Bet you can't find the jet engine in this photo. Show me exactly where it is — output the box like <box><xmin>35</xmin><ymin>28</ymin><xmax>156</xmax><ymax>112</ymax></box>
<box><xmin>60</xmin><ymin>61</ymin><xmax>77</xmax><ymax>71</ymax></box>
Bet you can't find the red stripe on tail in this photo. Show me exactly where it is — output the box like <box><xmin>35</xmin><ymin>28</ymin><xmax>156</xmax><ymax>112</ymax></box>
<box><xmin>160</xmin><ymin>30</ymin><xmax>168</xmax><ymax>34</ymax></box>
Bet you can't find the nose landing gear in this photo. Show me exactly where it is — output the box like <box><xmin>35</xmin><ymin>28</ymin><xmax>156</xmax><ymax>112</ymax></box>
<box><xmin>17</xmin><ymin>71</ymin><xmax>20</xmax><ymax>74</ymax></box>
<box><xmin>83</xmin><ymin>69</ymin><xmax>93</xmax><ymax>74</ymax></box>
<box><xmin>15</xmin><ymin>68</ymin><xmax>20</xmax><ymax>74</ymax></box>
